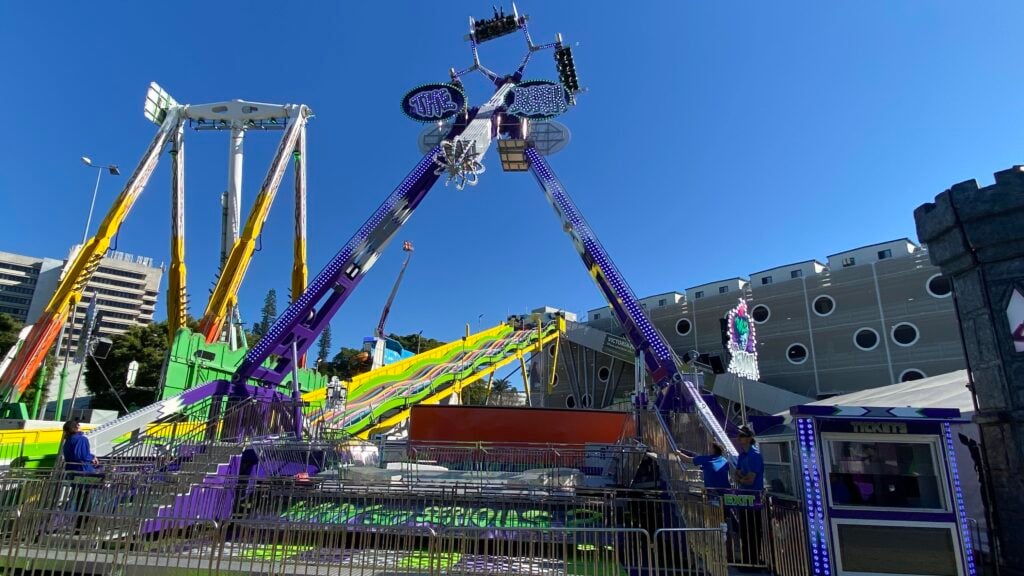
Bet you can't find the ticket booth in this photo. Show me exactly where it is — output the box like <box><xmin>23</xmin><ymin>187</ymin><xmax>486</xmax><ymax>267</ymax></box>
<box><xmin>790</xmin><ymin>404</ymin><xmax>976</xmax><ymax>576</ymax></box>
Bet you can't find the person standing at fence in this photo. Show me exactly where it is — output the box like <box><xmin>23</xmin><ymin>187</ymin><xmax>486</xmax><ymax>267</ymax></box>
<box><xmin>733</xmin><ymin>426</ymin><xmax>765</xmax><ymax>569</ymax></box>
<box><xmin>675</xmin><ymin>444</ymin><xmax>731</xmax><ymax>489</ymax></box>
<box><xmin>62</xmin><ymin>419</ymin><xmax>97</xmax><ymax>473</ymax></box>
<box><xmin>60</xmin><ymin>419</ymin><xmax>99</xmax><ymax>533</ymax></box>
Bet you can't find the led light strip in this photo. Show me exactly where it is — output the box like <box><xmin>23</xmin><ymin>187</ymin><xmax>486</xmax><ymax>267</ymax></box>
<box><xmin>526</xmin><ymin>147</ymin><xmax>737</xmax><ymax>459</ymax></box>
<box><xmin>943</xmin><ymin>422</ymin><xmax>978</xmax><ymax>576</ymax></box>
<box><xmin>796</xmin><ymin>417</ymin><xmax>832</xmax><ymax>576</ymax></box>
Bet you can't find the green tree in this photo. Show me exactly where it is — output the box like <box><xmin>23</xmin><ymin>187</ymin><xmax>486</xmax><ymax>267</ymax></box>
<box><xmin>322</xmin><ymin>346</ymin><xmax>371</xmax><ymax>381</ymax></box>
<box><xmin>253</xmin><ymin>289</ymin><xmax>278</xmax><ymax>338</ymax></box>
<box><xmin>84</xmin><ymin>322</ymin><xmax>168</xmax><ymax>413</ymax></box>
<box><xmin>317</xmin><ymin>324</ymin><xmax>332</xmax><ymax>365</ymax></box>
<box><xmin>0</xmin><ymin>313</ymin><xmax>22</xmax><ymax>354</ymax></box>
<box><xmin>462</xmin><ymin>377</ymin><xmax>519</xmax><ymax>406</ymax></box>
<box><xmin>387</xmin><ymin>332</ymin><xmax>445</xmax><ymax>355</ymax></box>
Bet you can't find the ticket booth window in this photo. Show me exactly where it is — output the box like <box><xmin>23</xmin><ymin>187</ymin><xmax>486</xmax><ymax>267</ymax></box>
<box><xmin>836</xmin><ymin>523</ymin><xmax>959</xmax><ymax>575</ymax></box>
<box><xmin>826</xmin><ymin>438</ymin><xmax>945</xmax><ymax>510</ymax></box>
<box><xmin>761</xmin><ymin>440</ymin><xmax>796</xmax><ymax>496</ymax></box>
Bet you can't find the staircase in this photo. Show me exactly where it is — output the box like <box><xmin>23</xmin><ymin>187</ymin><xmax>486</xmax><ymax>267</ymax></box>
<box><xmin>140</xmin><ymin>451</ymin><xmax>244</xmax><ymax>534</ymax></box>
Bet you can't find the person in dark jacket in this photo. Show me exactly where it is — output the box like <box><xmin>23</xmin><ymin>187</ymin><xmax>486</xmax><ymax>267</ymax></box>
<box><xmin>62</xmin><ymin>420</ymin><xmax>97</xmax><ymax>473</ymax></box>
<box><xmin>61</xmin><ymin>420</ymin><xmax>99</xmax><ymax>532</ymax></box>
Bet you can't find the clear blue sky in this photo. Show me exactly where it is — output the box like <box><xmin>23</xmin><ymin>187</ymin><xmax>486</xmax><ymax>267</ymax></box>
<box><xmin>2</xmin><ymin>2</ymin><xmax>1023</xmax><ymax>356</ymax></box>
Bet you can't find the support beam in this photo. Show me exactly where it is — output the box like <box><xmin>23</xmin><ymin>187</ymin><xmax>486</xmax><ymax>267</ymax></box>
<box><xmin>167</xmin><ymin>123</ymin><xmax>188</xmax><ymax>342</ymax></box>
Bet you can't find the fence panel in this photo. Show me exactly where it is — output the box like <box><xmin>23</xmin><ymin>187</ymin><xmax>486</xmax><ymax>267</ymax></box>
<box><xmin>768</xmin><ymin>496</ymin><xmax>811</xmax><ymax>576</ymax></box>
<box><xmin>438</xmin><ymin>526</ymin><xmax>650</xmax><ymax>576</ymax></box>
<box><xmin>653</xmin><ymin>527</ymin><xmax>728</xmax><ymax>576</ymax></box>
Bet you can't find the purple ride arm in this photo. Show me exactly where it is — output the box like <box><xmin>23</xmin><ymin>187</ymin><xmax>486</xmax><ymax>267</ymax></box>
<box><xmin>234</xmin><ymin>126</ymin><xmax>468</xmax><ymax>386</ymax></box>
<box><xmin>524</xmin><ymin>147</ymin><xmax>738</xmax><ymax>461</ymax></box>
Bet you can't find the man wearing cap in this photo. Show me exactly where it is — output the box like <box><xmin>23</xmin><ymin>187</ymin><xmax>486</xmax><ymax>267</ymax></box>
<box><xmin>733</xmin><ymin>426</ymin><xmax>765</xmax><ymax>569</ymax></box>
<box><xmin>735</xmin><ymin>426</ymin><xmax>764</xmax><ymax>490</ymax></box>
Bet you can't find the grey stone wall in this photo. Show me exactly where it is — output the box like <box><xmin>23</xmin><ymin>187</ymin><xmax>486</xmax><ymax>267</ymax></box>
<box><xmin>915</xmin><ymin>166</ymin><xmax>1024</xmax><ymax>574</ymax></box>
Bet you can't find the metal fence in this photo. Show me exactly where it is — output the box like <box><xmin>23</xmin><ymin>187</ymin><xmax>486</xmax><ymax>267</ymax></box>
<box><xmin>384</xmin><ymin>441</ymin><xmax>648</xmax><ymax>485</ymax></box>
<box><xmin>0</xmin><ymin>472</ymin><xmax>729</xmax><ymax>575</ymax></box>
<box><xmin>639</xmin><ymin>409</ymin><xmax>810</xmax><ymax>575</ymax></box>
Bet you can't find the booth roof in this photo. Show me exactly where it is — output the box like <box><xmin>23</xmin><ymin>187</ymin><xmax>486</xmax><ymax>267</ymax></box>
<box><xmin>806</xmin><ymin>370</ymin><xmax>973</xmax><ymax>417</ymax></box>
<box><xmin>757</xmin><ymin>370</ymin><xmax>973</xmax><ymax>439</ymax></box>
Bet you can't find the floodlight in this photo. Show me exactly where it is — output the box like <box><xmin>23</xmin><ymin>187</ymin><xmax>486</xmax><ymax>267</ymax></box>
<box><xmin>143</xmin><ymin>82</ymin><xmax>178</xmax><ymax>126</ymax></box>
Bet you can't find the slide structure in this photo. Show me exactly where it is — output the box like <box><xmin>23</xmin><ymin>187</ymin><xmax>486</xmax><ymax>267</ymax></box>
<box><xmin>305</xmin><ymin>321</ymin><xmax>561</xmax><ymax>439</ymax></box>
<box><xmin>0</xmin><ymin>321</ymin><xmax>558</xmax><ymax>462</ymax></box>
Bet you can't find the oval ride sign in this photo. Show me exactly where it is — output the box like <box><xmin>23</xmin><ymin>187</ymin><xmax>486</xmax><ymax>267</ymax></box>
<box><xmin>504</xmin><ymin>80</ymin><xmax>570</xmax><ymax>119</ymax></box>
<box><xmin>401</xmin><ymin>83</ymin><xmax>466</xmax><ymax>122</ymax></box>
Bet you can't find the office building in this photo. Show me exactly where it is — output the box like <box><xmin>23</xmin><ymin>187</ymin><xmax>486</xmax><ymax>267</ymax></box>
<box><xmin>0</xmin><ymin>247</ymin><xmax>162</xmax><ymax>358</ymax></box>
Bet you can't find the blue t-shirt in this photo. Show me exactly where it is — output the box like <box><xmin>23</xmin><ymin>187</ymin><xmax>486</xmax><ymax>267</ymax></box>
<box><xmin>693</xmin><ymin>454</ymin><xmax>731</xmax><ymax>489</ymax></box>
<box><xmin>62</xmin><ymin>433</ymin><xmax>95</xmax><ymax>473</ymax></box>
<box><xmin>737</xmin><ymin>444</ymin><xmax>765</xmax><ymax>491</ymax></box>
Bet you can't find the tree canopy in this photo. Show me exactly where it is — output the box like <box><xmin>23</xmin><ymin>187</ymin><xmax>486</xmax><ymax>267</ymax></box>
<box><xmin>252</xmin><ymin>289</ymin><xmax>278</xmax><ymax>338</ymax></box>
<box><xmin>84</xmin><ymin>321</ymin><xmax>167</xmax><ymax>412</ymax></box>
<box><xmin>0</xmin><ymin>313</ymin><xmax>22</xmax><ymax>355</ymax></box>
<box><xmin>461</xmin><ymin>377</ymin><xmax>521</xmax><ymax>406</ymax></box>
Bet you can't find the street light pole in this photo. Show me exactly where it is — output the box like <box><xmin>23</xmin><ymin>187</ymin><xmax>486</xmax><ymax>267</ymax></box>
<box><xmin>80</xmin><ymin>157</ymin><xmax>120</xmax><ymax>245</ymax></box>
<box><xmin>82</xmin><ymin>168</ymin><xmax>103</xmax><ymax>246</ymax></box>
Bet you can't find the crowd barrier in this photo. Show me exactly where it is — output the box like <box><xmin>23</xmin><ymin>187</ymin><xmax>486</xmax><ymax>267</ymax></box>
<box><xmin>0</xmin><ymin>472</ymin><xmax>728</xmax><ymax>575</ymax></box>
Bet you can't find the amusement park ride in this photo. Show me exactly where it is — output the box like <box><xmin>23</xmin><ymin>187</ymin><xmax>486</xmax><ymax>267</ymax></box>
<box><xmin>0</xmin><ymin>7</ymin><xmax>985</xmax><ymax>576</ymax></box>
<box><xmin>0</xmin><ymin>2</ymin><xmax>732</xmax><ymax>457</ymax></box>
<box><xmin>0</xmin><ymin>89</ymin><xmax>314</xmax><ymax>412</ymax></box>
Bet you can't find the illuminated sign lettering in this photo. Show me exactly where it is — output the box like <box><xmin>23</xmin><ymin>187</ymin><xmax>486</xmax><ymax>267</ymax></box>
<box><xmin>504</xmin><ymin>80</ymin><xmax>570</xmax><ymax>119</ymax></box>
<box><xmin>850</xmin><ymin>421</ymin><xmax>908</xmax><ymax>434</ymax></box>
<box><xmin>727</xmin><ymin>299</ymin><xmax>760</xmax><ymax>381</ymax></box>
<box><xmin>723</xmin><ymin>493</ymin><xmax>758</xmax><ymax>507</ymax></box>
<box><xmin>401</xmin><ymin>83</ymin><xmax>466</xmax><ymax>122</ymax></box>
<box><xmin>280</xmin><ymin>501</ymin><xmax>604</xmax><ymax>529</ymax></box>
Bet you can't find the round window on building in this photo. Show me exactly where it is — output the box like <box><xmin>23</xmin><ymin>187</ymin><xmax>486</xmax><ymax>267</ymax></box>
<box><xmin>751</xmin><ymin>305</ymin><xmax>770</xmax><ymax>324</ymax></box>
<box><xmin>853</xmin><ymin>328</ymin><xmax>879</xmax><ymax>351</ymax></box>
<box><xmin>581</xmin><ymin>394</ymin><xmax>593</xmax><ymax>408</ymax></box>
<box><xmin>547</xmin><ymin>344</ymin><xmax>556</xmax><ymax>357</ymax></box>
<box><xmin>927</xmin><ymin>274</ymin><xmax>952</xmax><ymax>299</ymax></box>
<box><xmin>900</xmin><ymin>369</ymin><xmax>926</xmax><ymax>382</ymax></box>
<box><xmin>551</xmin><ymin>374</ymin><xmax>559</xmax><ymax>387</ymax></box>
<box><xmin>891</xmin><ymin>323</ymin><xmax>919</xmax><ymax>347</ymax></box>
<box><xmin>565</xmin><ymin>394</ymin><xmax>577</xmax><ymax>409</ymax></box>
<box><xmin>598</xmin><ymin>366</ymin><xmax>610</xmax><ymax>382</ymax></box>
<box><xmin>675</xmin><ymin>318</ymin><xmax>692</xmax><ymax>336</ymax></box>
<box><xmin>812</xmin><ymin>295</ymin><xmax>835</xmax><ymax>317</ymax></box>
<box><xmin>786</xmin><ymin>343</ymin><xmax>808</xmax><ymax>365</ymax></box>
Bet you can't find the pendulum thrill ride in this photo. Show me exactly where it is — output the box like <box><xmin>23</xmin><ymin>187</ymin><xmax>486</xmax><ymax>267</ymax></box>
<box><xmin>225</xmin><ymin>3</ymin><xmax>736</xmax><ymax>458</ymax></box>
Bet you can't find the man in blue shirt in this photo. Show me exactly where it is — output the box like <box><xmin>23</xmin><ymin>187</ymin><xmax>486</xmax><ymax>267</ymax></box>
<box><xmin>676</xmin><ymin>444</ymin><xmax>731</xmax><ymax>489</ymax></box>
<box><xmin>734</xmin><ymin>427</ymin><xmax>764</xmax><ymax>491</ymax></box>
<box><xmin>733</xmin><ymin>426</ymin><xmax>765</xmax><ymax>569</ymax></box>
<box><xmin>62</xmin><ymin>420</ymin><xmax>97</xmax><ymax>473</ymax></box>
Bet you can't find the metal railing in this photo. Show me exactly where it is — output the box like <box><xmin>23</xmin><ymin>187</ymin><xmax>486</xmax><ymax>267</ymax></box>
<box><xmin>100</xmin><ymin>394</ymin><xmax>297</xmax><ymax>473</ymax></box>
<box><xmin>0</xmin><ymin>438</ymin><xmax>26</xmax><ymax>469</ymax></box>
<box><xmin>640</xmin><ymin>409</ymin><xmax>779</xmax><ymax>572</ymax></box>
<box><xmin>0</xmin><ymin>472</ymin><xmax>730</xmax><ymax>575</ymax></box>
<box><xmin>767</xmin><ymin>495</ymin><xmax>811</xmax><ymax>576</ymax></box>
<box><xmin>384</xmin><ymin>441</ymin><xmax>647</xmax><ymax>486</ymax></box>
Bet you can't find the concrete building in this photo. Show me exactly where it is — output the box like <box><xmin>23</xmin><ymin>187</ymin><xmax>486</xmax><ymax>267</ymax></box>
<box><xmin>578</xmin><ymin>238</ymin><xmax>964</xmax><ymax>403</ymax></box>
<box><xmin>0</xmin><ymin>247</ymin><xmax>162</xmax><ymax>357</ymax></box>
<box><xmin>0</xmin><ymin>252</ymin><xmax>63</xmax><ymax>323</ymax></box>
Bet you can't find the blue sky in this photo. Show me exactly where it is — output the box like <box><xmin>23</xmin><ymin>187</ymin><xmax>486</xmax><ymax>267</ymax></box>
<box><xmin>2</xmin><ymin>2</ymin><xmax>1024</xmax><ymax>358</ymax></box>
